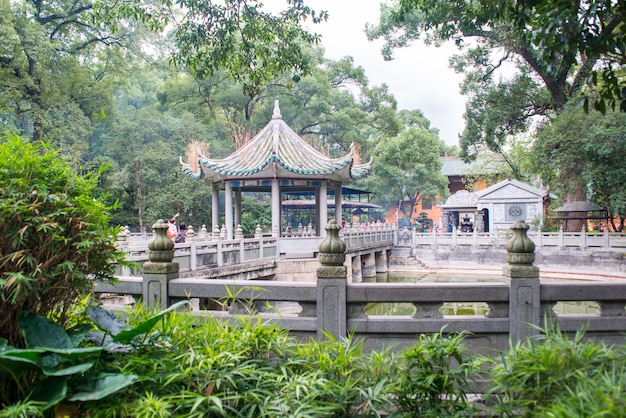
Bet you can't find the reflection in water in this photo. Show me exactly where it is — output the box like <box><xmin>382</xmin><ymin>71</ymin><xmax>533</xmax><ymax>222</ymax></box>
<box><xmin>364</xmin><ymin>271</ymin><xmax>600</xmax><ymax>316</ymax></box>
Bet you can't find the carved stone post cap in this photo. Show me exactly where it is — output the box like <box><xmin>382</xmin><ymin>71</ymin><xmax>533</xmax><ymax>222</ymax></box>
<box><xmin>318</xmin><ymin>220</ymin><xmax>346</xmax><ymax>266</ymax></box>
<box><xmin>148</xmin><ymin>219</ymin><xmax>174</xmax><ymax>262</ymax></box>
<box><xmin>505</xmin><ymin>220</ymin><xmax>536</xmax><ymax>266</ymax></box>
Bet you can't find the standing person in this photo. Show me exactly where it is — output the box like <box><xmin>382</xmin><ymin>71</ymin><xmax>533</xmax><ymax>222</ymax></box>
<box><xmin>175</xmin><ymin>223</ymin><xmax>187</xmax><ymax>243</ymax></box>
<box><xmin>166</xmin><ymin>213</ymin><xmax>179</xmax><ymax>240</ymax></box>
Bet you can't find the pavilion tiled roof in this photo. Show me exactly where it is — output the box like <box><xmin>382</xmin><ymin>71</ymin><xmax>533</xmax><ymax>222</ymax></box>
<box><xmin>181</xmin><ymin>99</ymin><xmax>373</xmax><ymax>184</ymax></box>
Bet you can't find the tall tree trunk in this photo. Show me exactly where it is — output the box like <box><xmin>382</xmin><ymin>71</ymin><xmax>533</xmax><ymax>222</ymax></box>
<box><xmin>563</xmin><ymin>168</ymin><xmax>587</xmax><ymax>232</ymax></box>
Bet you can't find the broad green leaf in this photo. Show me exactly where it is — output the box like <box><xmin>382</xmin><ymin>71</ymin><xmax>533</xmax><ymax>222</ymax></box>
<box><xmin>1</xmin><ymin>348</ymin><xmax>47</xmax><ymax>361</ymax></box>
<box><xmin>30</xmin><ymin>376</ymin><xmax>68</xmax><ymax>407</ymax></box>
<box><xmin>87</xmin><ymin>305</ymin><xmax>129</xmax><ymax>336</ymax></box>
<box><xmin>45</xmin><ymin>346</ymin><xmax>104</xmax><ymax>360</ymax></box>
<box><xmin>42</xmin><ymin>361</ymin><xmax>94</xmax><ymax>377</ymax></box>
<box><xmin>67</xmin><ymin>323</ymin><xmax>94</xmax><ymax>347</ymax></box>
<box><xmin>67</xmin><ymin>373</ymin><xmax>138</xmax><ymax>401</ymax></box>
<box><xmin>0</xmin><ymin>354</ymin><xmax>42</xmax><ymax>378</ymax></box>
<box><xmin>113</xmin><ymin>300</ymin><xmax>188</xmax><ymax>344</ymax></box>
<box><xmin>18</xmin><ymin>311</ymin><xmax>73</xmax><ymax>349</ymax></box>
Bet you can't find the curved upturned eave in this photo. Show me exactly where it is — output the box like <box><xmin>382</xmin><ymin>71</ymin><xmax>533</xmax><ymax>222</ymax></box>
<box><xmin>179</xmin><ymin>157</ymin><xmax>204</xmax><ymax>181</ymax></box>
<box><xmin>350</xmin><ymin>156</ymin><xmax>374</xmax><ymax>180</ymax></box>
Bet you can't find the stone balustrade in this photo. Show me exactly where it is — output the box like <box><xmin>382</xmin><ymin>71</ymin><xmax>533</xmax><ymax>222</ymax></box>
<box><xmin>97</xmin><ymin>220</ymin><xmax>626</xmax><ymax>353</ymax></box>
<box><xmin>114</xmin><ymin>222</ymin><xmax>395</xmax><ymax>272</ymax></box>
<box><xmin>406</xmin><ymin>226</ymin><xmax>626</xmax><ymax>250</ymax></box>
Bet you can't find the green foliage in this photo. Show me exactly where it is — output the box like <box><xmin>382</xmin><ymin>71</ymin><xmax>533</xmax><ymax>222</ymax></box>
<box><xmin>391</xmin><ymin>331</ymin><xmax>480</xmax><ymax>417</ymax></box>
<box><xmin>532</xmin><ymin>106</ymin><xmax>626</xmax><ymax>231</ymax></box>
<box><xmin>79</xmin><ymin>307</ymin><xmax>396</xmax><ymax>417</ymax></box>
<box><xmin>503</xmin><ymin>0</ymin><xmax>626</xmax><ymax>113</ymax></box>
<box><xmin>0</xmin><ymin>135</ymin><xmax>128</xmax><ymax>348</ymax></box>
<box><xmin>5</xmin><ymin>300</ymin><xmax>626</xmax><ymax>417</ymax></box>
<box><xmin>0</xmin><ymin>399</ymin><xmax>45</xmax><ymax>418</ymax></box>
<box><xmin>486</xmin><ymin>324</ymin><xmax>625</xmax><ymax>417</ymax></box>
<box><xmin>542</xmin><ymin>362</ymin><xmax>626</xmax><ymax>418</ymax></box>
<box><xmin>0</xmin><ymin>0</ymin><xmax>120</xmax><ymax>145</ymax></box>
<box><xmin>169</xmin><ymin>0</ymin><xmax>328</xmax><ymax>97</ymax></box>
<box><xmin>0</xmin><ymin>300</ymin><xmax>186</xmax><ymax>410</ymax></box>
<box><xmin>367</xmin><ymin>121</ymin><xmax>449</xmax><ymax>224</ymax></box>
<box><xmin>239</xmin><ymin>194</ymin><xmax>272</xmax><ymax>234</ymax></box>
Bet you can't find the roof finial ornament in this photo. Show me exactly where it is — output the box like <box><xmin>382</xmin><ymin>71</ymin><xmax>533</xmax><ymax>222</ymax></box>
<box><xmin>272</xmin><ymin>97</ymin><xmax>282</xmax><ymax>119</ymax></box>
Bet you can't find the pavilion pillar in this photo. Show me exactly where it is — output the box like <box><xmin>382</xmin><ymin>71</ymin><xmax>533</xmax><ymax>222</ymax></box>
<box><xmin>235</xmin><ymin>188</ymin><xmax>242</xmax><ymax>229</ymax></box>
<box><xmin>271</xmin><ymin>179</ymin><xmax>280</xmax><ymax>237</ymax></box>
<box><xmin>334</xmin><ymin>183</ymin><xmax>342</xmax><ymax>225</ymax></box>
<box><xmin>225</xmin><ymin>182</ymin><xmax>233</xmax><ymax>240</ymax></box>
<box><xmin>319</xmin><ymin>181</ymin><xmax>328</xmax><ymax>237</ymax></box>
<box><xmin>212</xmin><ymin>184</ymin><xmax>220</xmax><ymax>231</ymax></box>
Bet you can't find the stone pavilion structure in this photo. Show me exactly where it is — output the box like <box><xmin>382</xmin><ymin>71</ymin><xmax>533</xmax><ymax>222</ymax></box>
<box><xmin>180</xmin><ymin>98</ymin><xmax>373</xmax><ymax>241</ymax></box>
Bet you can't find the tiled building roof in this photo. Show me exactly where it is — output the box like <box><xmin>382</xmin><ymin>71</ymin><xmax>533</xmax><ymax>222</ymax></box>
<box><xmin>181</xmin><ymin>99</ymin><xmax>373</xmax><ymax>184</ymax></box>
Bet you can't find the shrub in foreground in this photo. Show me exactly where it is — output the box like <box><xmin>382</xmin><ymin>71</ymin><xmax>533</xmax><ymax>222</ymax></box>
<box><xmin>3</xmin><ymin>300</ymin><xmax>626</xmax><ymax>417</ymax></box>
<box><xmin>391</xmin><ymin>331</ymin><xmax>481</xmax><ymax>417</ymax></box>
<box><xmin>485</xmin><ymin>325</ymin><xmax>626</xmax><ymax>417</ymax></box>
<box><xmin>78</xmin><ymin>306</ymin><xmax>396</xmax><ymax>417</ymax></box>
<box><xmin>0</xmin><ymin>134</ymin><xmax>126</xmax><ymax>349</ymax></box>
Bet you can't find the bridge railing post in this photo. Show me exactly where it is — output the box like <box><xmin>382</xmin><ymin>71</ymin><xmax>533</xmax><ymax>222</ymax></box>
<box><xmin>188</xmin><ymin>225</ymin><xmax>197</xmax><ymax>271</ymax></box>
<box><xmin>316</xmin><ymin>220</ymin><xmax>347</xmax><ymax>341</ymax></box>
<box><xmin>142</xmin><ymin>219</ymin><xmax>179</xmax><ymax>310</ymax></box>
<box><xmin>504</xmin><ymin>220</ymin><xmax>541</xmax><ymax>343</ymax></box>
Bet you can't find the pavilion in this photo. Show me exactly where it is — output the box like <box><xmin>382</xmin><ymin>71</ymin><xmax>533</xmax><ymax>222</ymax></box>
<box><xmin>180</xmin><ymin>98</ymin><xmax>374</xmax><ymax>240</ymax></box>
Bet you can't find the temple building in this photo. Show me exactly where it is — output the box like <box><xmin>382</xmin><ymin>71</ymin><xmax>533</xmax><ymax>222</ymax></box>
<box><xmin>441</xmin><ymin>179</ymin><xmax>549</xmax><ymax>233</ymax></box>
<box><xmin>180</xmin><ymin>98</ymin><xmax>374</xmax><ymax>242</ymax></box>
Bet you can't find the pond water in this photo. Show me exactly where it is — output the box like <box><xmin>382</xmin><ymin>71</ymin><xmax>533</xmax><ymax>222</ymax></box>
<box><xmin>364</xmin><ymin>271</ymin><xmax>600</xmax><ymax>316</ymax></box>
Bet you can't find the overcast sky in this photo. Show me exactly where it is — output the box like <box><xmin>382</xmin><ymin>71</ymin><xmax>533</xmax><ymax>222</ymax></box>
<box><xmin>305</xmin><ymin>1</ymin><xmax>466</xmax><ymax>146</ymax></box>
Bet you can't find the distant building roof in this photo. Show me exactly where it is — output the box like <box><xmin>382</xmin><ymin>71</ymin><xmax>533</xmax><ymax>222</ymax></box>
<box><xmin>550</xmin><ymin>201</ymin><xmax>608</xmax><ymax>221</ymax></box>
<box><xmin>440</xmin><ymin>155</ymin><xmax>505</xmax><ymax>177</ymax></box>
<box><xmin>440</xmin><ymin>190</ymin><xmax>478</xmax><ymax>209</ymax></box>
<box><xmin>477</xmin><ymin>178</ymin><xmax>548</xmax><ymax>199</ymax></box>
<box><xmin>181</xmin><ymin>98</ymin><xmax>373</xmax><ymax>184</ymax></box>
<box><xmin>552</xmin><ymin>201</ymin><xmax>606</xmax><ymax>212</ymax></box>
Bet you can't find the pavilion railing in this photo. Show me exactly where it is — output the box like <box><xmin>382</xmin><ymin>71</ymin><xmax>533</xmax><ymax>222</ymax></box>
<box><xmin>115</xmin><ymin>234</ymin><xmax>278</xmax><ymax>276</ymax></box>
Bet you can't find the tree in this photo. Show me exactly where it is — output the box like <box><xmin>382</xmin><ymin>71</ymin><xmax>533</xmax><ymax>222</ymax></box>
<box><xmin>532</xmin><ymin>107</ymin><xmax>626</xmax><ymax>232</ymax></box>
<box><xmin>366</xmin><ymin>114</ymin><xmax>449</xmax><ymax>226</ymax></box>
<box><xmin>0</xmin><ymin>0</ymin><xmax>127</xmax><ymax>146</ymax></box>
<box><xmin>367</xmin><ymin>0</ymin><xmax>625</xmax><ymax>206</ymax></box>
<box><xmin>165</xmin><ymin>0</ymin><xmax>328</xmax><ymax>97</ymax></box>
<box><xmin>95</xmin><ymin>103</ymin><xmax>216</xmax><ymax>231</ymax></box>
<box><xmin>502</xmin><ymin>0</ymin><xmax>626</xmax><ymax>112</ymax></box>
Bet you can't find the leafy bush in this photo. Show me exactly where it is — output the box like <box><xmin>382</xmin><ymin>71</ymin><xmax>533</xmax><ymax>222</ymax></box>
<box><xmin>80</xmin><ymin>309</ymin><xmax>396</xmax><ymax>417</ymax></box>
<box><xmin>485</xmin><ymin>324</ymin><xmax>625</xmax><ymax>417</ymax></box>
<box><xmin>0</xmin><ymin>301</ymin><xmax>187</xmax><ymax>414</ymax></box>
<box><xmin>0</xmin><ymin>134</ymin><xmax>127</xmax><ymax>348</ymax></box>
<box><xmin>390</xmin><ymin>331</ymin><xmax>480</xmax><ymax>417</ymax></box>
<box><xmin>542</xmin><ymin>362</ymin><xmax>626</xmax><ymax>417</ymax></box>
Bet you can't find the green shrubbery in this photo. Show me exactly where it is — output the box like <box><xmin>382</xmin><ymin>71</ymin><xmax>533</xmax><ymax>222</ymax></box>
<box><xmin>485</xmin><ymin>325</ymin><xmax>626</xmax><ymax>417</ymax></box>
<box><xmin>5</xmin><ymin>301</ymin><xmax>625</xmax><ymax>417</ymax></box>
<box><xmin>0</xmin><ymin>134</ymin><xmax>128</xmax><ymax>408</ymax></box>
<box><xmin>0</xmin><ymin>135</ymin><xmax>127</xmax><ymax>348</ymax></box>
